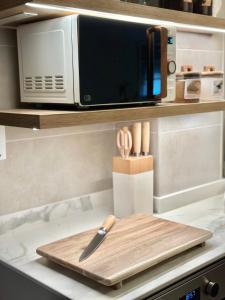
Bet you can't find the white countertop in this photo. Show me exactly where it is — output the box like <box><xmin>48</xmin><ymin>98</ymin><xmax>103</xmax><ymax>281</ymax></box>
<box><xmin>0</xmin><ymin>190</ymin><xmax>225</xmax><ymax>300</ymax></box>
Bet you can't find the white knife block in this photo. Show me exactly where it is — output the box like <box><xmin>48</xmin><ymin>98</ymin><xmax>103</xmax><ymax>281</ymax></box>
<box><xmin>112</xmin><ymin>156</ymin><xmax>154</xmax><ymax>218</ymax></box>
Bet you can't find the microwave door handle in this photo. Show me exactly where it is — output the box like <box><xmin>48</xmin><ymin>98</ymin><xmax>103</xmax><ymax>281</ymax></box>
<box><xmin>147</xmin><ymin>26</ymin><xmax>168</xmax><ymax>100</ymax></box>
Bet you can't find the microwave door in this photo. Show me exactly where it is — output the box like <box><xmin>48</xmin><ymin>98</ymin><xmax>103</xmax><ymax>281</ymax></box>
<box><xmin>78</xmin><ymin>16</ymin><xmax>156</xmax><ymax>106</ymax></box>
<box><xmin>147</xmin><ymin>26</ymin><xmax>168</xmax><ymax>100</ymax></box>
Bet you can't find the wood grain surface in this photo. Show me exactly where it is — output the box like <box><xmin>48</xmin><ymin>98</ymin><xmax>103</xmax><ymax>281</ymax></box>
<box><xmin>112</xmin><ymin>156</ymin><xmax>153</xmax><ymax>174</ymax></box>
<box><xmin>0</xmin><ymin>0</ymin><xmax>29</xmax><ymax>11</ymax></box>
<box><xmin>0</xmin><ymin>0</ymin><xmax>225</xmax><ymax>29</ymax></box>
<box><xmin>34</xmin><ymin>0</ymin><xmax>225</xmax><ymax>30</ymax></box>
<box><xmin>142</xmin><ymin>122</ymin><xmax>150</xmax><ymax>154</ymax></box>
<box><xmin>37</xmin><ymin>214</ymin><xmax>212</xmax><ymax>287</ymax></box>
<box><xmin>0</xmin><ymin>101</ymin><xmax>225</xmax><ymax>129</ymax></box>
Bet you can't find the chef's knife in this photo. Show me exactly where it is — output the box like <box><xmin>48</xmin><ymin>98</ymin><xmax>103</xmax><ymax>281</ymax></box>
<box><xmin>132</xmin><ymin>122</ymin><xmax>142</xmax><ymax>156</ymax></box>
<box><xmin>79</xmin><ymin>215</ymin><xmax>116</xmax><ymax>262</ymax></box>
<box><xmin>142</xmin><ymin>122</ymin><xmax>150</xmax><ymax>156</ymax></box>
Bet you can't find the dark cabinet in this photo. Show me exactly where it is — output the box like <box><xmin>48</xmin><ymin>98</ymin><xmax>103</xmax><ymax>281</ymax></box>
<box><xmin>0</xmin><ymin>260</ymin><xmax>68</xmax><ymax>300</ymax></box>
<box><xmin>194</xmin><ymin>0</ymin><xmax>213</xmax><ymax>16</ymax></box>
<box><xmin>121</xmin><ymin>0</ymin><xmax>213</xmax><ymax>15</ymax></box>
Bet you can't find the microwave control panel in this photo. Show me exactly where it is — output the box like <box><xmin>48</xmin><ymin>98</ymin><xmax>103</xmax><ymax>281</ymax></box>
<box><xmin>163</xmin><ymin>26</ymin><xmax>176</xmax><ymax>103</ymax></box>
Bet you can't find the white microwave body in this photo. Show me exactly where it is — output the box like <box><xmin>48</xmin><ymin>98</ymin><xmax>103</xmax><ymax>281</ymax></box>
<box><xmin>17</xmin><ymin>15</ymin><xmax>176</xmax><ymax>106</ymax></box>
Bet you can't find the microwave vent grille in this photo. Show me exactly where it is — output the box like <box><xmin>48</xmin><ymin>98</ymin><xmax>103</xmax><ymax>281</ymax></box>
<box><xmin>24</xmin><ymin>75</ymin><xmax>65</xmax><ymax>92</ymax></box>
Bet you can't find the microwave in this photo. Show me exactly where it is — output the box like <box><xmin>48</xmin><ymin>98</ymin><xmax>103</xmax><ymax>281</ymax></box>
<box><xmin>17</xmin><ymin>15</ymin><xmax>176</xmax><ymax>107</ymax></box>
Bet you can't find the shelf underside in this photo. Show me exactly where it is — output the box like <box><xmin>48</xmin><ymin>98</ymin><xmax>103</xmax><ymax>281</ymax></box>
<box><xmin>0</xmin><ymin>0</ymin><xmax>225</xmax><ymax>30</ymax></box>
<box><xmin>0</xmin><ymin>101</ymin><xmax>225</xmax><ymax>129</ymax></box>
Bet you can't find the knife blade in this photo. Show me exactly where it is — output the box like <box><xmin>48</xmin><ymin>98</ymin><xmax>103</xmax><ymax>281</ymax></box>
<box><xmin>79</xmin><ymin>215</ymin><xmax>116</xmax><ymax>262</ymax></box>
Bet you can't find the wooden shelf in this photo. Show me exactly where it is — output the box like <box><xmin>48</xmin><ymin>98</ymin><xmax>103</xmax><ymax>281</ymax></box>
<box><xmin>0</xmin><ymin>3</ymin><xmax>224</xmax><ymax>129</ymax></box>
<box><xmin>0</xmin><ymin>101</ymin><xmax>225</xmax><ymax>129</ymax></box>
<box><xmin>0</xmin><ymin>0</ymin><xmax>225</xmax><ymax>30</ymax></box>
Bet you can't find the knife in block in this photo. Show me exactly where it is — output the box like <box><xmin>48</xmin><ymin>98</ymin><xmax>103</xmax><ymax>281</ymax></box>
<box><xmin>142</xmin><ymin>122</ymin><xmax>150</xmax><ymax>156</ymax></box>
<box><xmin>132</xmin><ymin>122</ymin><xmax>142</xmax><ymax>157</ymax></box>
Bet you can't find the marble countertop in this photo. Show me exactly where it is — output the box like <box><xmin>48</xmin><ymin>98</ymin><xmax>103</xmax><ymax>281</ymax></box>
<box><xmin>0</xmin><ymin>190</ymin><xmax>225</xmax><ymax>300</ymax></box>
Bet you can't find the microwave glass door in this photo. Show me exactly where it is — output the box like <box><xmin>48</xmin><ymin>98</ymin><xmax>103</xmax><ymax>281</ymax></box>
<box><xmin>78</xmin><ymin>16</ymin><xmax>161</xmax><ymax>106</ymax></box>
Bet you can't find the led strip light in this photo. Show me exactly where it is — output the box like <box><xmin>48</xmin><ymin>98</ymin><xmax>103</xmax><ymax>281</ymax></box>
<box><xmin>25</xmin><ymin>2</ymin><xmax>225</xmax><ymax>33</ymax></box>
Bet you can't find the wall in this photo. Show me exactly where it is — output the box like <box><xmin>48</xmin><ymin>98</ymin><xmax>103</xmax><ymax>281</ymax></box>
<box><xmin>152</xmin><ymin>112</ymin><xmax>223</xmax><ymax>195</ymax></box>
<box><xmin>214</xmin><ymin>0</ymin><xmax>224</xmax><ymax>17</ymax></box>
<box><xmin>0</xmin><ymin>29</ymin><xmax>19</xmax><ymax>109</ymax></box>
<box><xmin>0</xmin><ymin>25</ymin><xmax>224</xmax><ymax>216</ymax></box>
<box><xmin>0</xmin><ymin>28</ymin><xmax>115</xmax><ymax>216</ymax></box>
<box><xmin>0</xmin><ymin>125</ymin><xmax>115</xmax><ymax>216</ymax></box>
<box><xmin>151</xmin><ymin>112</ymin><xmax>224</xmax><ymax>212</ymax></box>
<box><xmin>152</xmin><ymin>29</ymin><xmax>225</xmax><ymax>212</ymax></box>
<box><xmin>176</xmin><ymin>31</ymin><xmax>224</xmax><ymax>73</ymax></box>
<box><xmin>214</xmin><ymin>0</ymin><xmax>225</xmax><ymax>177</ymax></box>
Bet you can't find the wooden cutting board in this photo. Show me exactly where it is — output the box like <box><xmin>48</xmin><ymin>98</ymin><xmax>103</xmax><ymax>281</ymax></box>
<box><xmin>36</xmin><ymin>214</ymin><xmax>212</xmax><ymax>288</ymax></box>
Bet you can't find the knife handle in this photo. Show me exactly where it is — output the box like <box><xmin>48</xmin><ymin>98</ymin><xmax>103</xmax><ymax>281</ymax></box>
<box><xmin>102</xmin><ymin>215</ymin><xmax>116</xmax><ymax>232</ymax></box>
<box><xmin>132</xmin><ymin>122</ymin><xmax>142</xmax><ymax>156</ymax></box>
<box><xmin>142</xmin><ymin>122</ymin><xmax>150</xmax><ymax>155</ymax></box>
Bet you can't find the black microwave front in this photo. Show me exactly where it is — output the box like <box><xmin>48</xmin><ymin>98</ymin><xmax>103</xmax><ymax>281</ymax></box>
<box><xmin>18</xmin><ymin>15</ymin><xmax>176</xmax><ymax>107</ymax></box>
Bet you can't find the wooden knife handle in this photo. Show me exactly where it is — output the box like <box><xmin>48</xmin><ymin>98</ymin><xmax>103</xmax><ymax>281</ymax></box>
<box><xmin>142</xmin><ymin>122</ymin><xmax>150</xmax><ymax>155</ymax></box>
<box><xmin>132</xmin><ymin>122</ymin><xmax>142</xmax><ymax>156</ymax></box>
<box><xmin>102</xmin><ymin>215</ymin><xmax>116</xmax><ymax>232</ymax></box>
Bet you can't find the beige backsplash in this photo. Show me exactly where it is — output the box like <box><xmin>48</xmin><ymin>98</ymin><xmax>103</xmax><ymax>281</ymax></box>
<box><xmin>176</xmin><ymin>31</ymin><xmax>224</xmax><ymax>73</ymax></box>
<box><xmin>0</xmin><ymin>28</ymin><xmax>116</xmax><ymax>216</ymax></box>
<box><xmin>0</xmin><ymin>125</ymin><xmax>115</xmax><ymax>216</ymax></box>
<box><xmin>0</xmin><ymin>29</ymin><xmax>19</xmax><ymax>110</ymax></box>
<box><xmin>214</xmin><ymin>0</ymin><xmax>224</xmax><ymax>17</ymax></box>
<box><xmin>0</xmin><ymin>22</ymin><xmax>224</xmax><ymax>216</ymax></box>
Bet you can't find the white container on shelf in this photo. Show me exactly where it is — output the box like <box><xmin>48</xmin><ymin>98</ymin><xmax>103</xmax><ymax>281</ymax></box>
<box><xmin>200</xmin><ymin>71</ymin><xmax>224</xmax><ymax>101</ymax></box>
<box><xmin>112</xmin><ymin>156</ymin><xmax>154</xmax><ymax>218</ymax></box>
<box><xmin>176</xmin><ymin>65</ymin><xmax>224</xmax><ymax>102</ymax></box>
